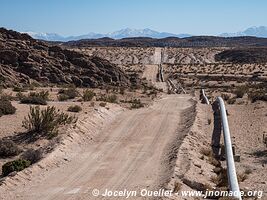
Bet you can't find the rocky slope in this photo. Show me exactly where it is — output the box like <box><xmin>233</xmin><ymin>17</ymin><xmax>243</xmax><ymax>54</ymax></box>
<box><xmin>0</xmin><ymin>28</ymin><xmax>130</xmax><ymax>87</ymax></box>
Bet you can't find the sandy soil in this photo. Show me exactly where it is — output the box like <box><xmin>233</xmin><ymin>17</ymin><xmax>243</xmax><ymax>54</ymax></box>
<box><xmin>0</xmin><ymin>94</ymin><xmax>193</xmax><ymax>200</ymax></box>
<box><xmin>227</xmin><ymin>102</ymin><xmax>267</xmax><ymax>194</ymax></box>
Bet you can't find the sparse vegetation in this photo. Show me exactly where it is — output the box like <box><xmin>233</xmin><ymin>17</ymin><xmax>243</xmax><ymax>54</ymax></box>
<box><xmin>234</xmin><ymin>86</ymin><xmax>248</xmax><ymax>98</ymax></box>
<box><xmin>227</xmin><ymin>97</ymin><xmax>236</xmax><ymax>104</ymax></box>
<box><xmin>22</xmin><ymin>106</ymin><xmax>77</xmax><ymax>139</ymax></box>
<box><xmin>83</xmin><ymin>89</ymin><xmax>95</xmax><ymax>101</ymax></box>
<box><xmin>2</xmin><ymin>159</ymin><xmax>31</xmax><ymax>176</ymax></box>
<box><xmin>130</xmin><ymin>99</ymin><xmax>144</xmax><ymax>109</ymax></box>
<box><xmin>20</xmin><ymin>91</ymin><xmax>49</xmax><ymax>105</ymax></box>
<box><xmin>248</xmin><ymin>90</ymin><xmax>267</xmax><ymax>103</ymax></box>
<box><xmin>97</xmin><ymin>94</ymin><xmax>118</xmax><ymax>103</ymax></box>
<box><xmin>67</xmin><ymin>105</ymin><xmax>82</xmax><ymax>113</ymax></box>
<box><xmin>173</xmin><ymin>182</ymin><xmax>182</xmax><ymax>193</ymax></box>
<box><xmin>58</xmin><ymin>87</ymin><xmax>79</xmax><ymax>100</ymax></box>
<box><xmin>13</xmin><ymin>86</ymin><xmax>26</xmax><ymax>92</ymax></box>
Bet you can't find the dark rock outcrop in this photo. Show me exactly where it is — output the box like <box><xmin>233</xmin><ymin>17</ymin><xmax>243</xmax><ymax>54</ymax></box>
<box><xmin>0</xmin><ymin>27</ymin><xmax>130</xmax><ymax>87</ymax></box>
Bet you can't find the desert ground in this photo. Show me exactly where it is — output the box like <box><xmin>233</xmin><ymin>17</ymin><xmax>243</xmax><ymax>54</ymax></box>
<box><xmin>0</xmin><ymin>29</ymin><xmax>267</xmax><ymax>200</ymax></box>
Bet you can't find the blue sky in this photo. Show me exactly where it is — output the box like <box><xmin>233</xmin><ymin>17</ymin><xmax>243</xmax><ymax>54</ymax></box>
<box><xmin>0</xmin><ymin>0</ymin><xmax>266</xmax><ymax>36</ymax></box>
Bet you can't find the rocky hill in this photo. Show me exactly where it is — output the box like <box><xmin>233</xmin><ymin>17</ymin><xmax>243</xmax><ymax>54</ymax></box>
<box><xmin>215</xmin><ymin>48</ymin><xmax>267</xmax><ymax>63</ymax></box>
<box><xmin>0</xmin><ymin>28</ymin><xmax>130</xmax><ymax>87</ymax></box>
<box><xmin>64</xmin><ymin>36</ymin><xmax>267</xmax><ymax>48</ymax></box>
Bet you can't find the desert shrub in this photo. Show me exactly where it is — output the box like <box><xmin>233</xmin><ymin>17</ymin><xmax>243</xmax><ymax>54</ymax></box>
<box><xmin>234</xmin><ymin>86</ymin><xmax>248</xmax><ymax>98</ymax></box>
<box><xmin>107</xmin><ymin>94</ymin><xmax>118</xmax><ymax>103</ymax></box>
<box><xmin>20</xmin><ymin>91</ymin><xmax>49</xmax><ymax>105</ymax></box>
<box><xmin>21</xmin><ymin>96</ymin><xmax>47</xmax><ymax>105</ymax></box>
<box><xmin>221</xmin><ymin>93</ymin><xmax>230</xmax><ymax>101</ymax></box>
<box><xmin>21</xmin><ymin>149</ymin><xmax>43</xmax><ymax>164</ymax></box>
<box><xmin>13</xmin><ymin>86</ymin><xmax>26</xmax><ymax>92</ymax></box>
<box><xmin>119</xmin><ymin>87</ymin><xmax>126</xmax><ymax>95</ymax></box>
<box><xmin>99</xmin><ymin>102</ymin><xmax>106</xmax><ymax>107</ymax></box>
<box><xmin>0</xmin><ymin>99</ymin><xmax>16</xmax><ymax>117</ymax></box>
<box><xmin>248</xmin><ymin>90</ymin><xmax>267</xmax><ymax>103</ymax></box>
<box><xmin>2</xmin><ymin>159</ymin><xmax>31</xmax><ymax>176</ymax></box>
<box><xmin>16</xmin><ymin>91</ymin><xmax>25</xmax><ymax>100</ymax></box>
<box><xmin>237</xmin><ymin>172</ymin><xmax>248</xmax><ymax>182</ymax></box>
<box><xmin>58</xmin><ymin>87</ymin><xmax>79</xmax><ymax>100</ymax></box>
<box><xmin>130</xmin><ymin>99</ymin><xmax>144</xmax><ymax>109</ymax></box>
<box><xmin>0</xmin><ymin>139</ymin><xmax>21</xmax><ymax>158</ymax></box>
<box><xmin>227</xmin><ymin>97</ymin><xmax>236</xmax><ymax>104</ymax></box>
<box><xmin>58</xmin><ymin>94</ymin><xmax>69</xmax><ymax>101</ymax></box>
<box><xmin>22</xmin><ymin>106</ymin><xmax>77</xmax><ymax>139</ymax></box>
<box><xmin>97</xmin><ymin>94</ymin><xmax>118</xmax><ymax>103</ymax></box>
<box><xmin>82</xmin><ymin>89</ymin><xmax>95</xmax><ymax>101</ymax></box>
<box><xmin>173</xmin><ymin>182</ymin><xmax>182</xmax><ymax>193</ymax></box>
<box><xmin>67</xmin><ymin>105</ymin><xmax>82</xmax><ymax>113</ymax></box>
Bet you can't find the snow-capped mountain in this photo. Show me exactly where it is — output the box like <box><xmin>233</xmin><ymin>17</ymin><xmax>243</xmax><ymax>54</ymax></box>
<box><xmin>23</xmin><ymin>31</ymin><xmax>66</xmax><ymax>41</ymax></box>
<box><xmin>24</xmin><ymin>28</ymin><xmax>191</xmax><ymax>41</ymax></box>
<box><xmin>220</xmin><ymin>26</ymin><xmax>267</xmax><ymax>38</ymax></box>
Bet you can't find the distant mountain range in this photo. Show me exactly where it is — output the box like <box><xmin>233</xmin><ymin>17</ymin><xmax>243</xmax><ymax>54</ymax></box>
<box><xmin>220</xmin><ymin>26</ymin><xmax>267</xmax><ymax>38</ymax></box>
<box><xmin>23</xmin><ymin>26</ymin><xmax>267</xmax><ymax>42</ymax></box>
<box><xmin>23</xmin><ymin>28</ymin><xmax>191</xmax><ymax>41</ymax></box>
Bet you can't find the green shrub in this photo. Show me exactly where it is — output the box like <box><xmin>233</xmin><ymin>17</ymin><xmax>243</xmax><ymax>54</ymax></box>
<box><xmin>83</xmin><ymin>89</ymin><xmax>95</xmax><ymax>101</ymax></box>
<box><xmin>20</xmin><ymin>91</ymin><xmax>49</xmax><ymax>105</ymax></box>
<box><xmin>22</xmin><ymin>106</ymin><xmax>77</xmax><ymax>139</ymax></box>
<box><xmin>0</xmin><ymin>99</ymin><xmax>16</xmax><ymax>117</ymax></box>
<box><xmin>0</xmin><ymin>139</ymin><xmax>21</xmax><ymax>158</ymax></box>
<box><xmin>2</xmin><ymin>159</ymin><xmax>31</xmax><ymax>176</ymax></box>
<box><xmin>58</xmin><ymin>88</ymin><xmax>79</xmax><ymax>99</ymax></box>
<box><xmin>67</xmin><ymin>105</ymin><xmax>82</xmax><ymax>113</ymax></box>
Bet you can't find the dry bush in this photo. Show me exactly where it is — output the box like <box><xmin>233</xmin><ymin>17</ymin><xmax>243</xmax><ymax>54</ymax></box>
<box><xmin>58</xmin><ymin>87</ymin><xmax>79</xmax><ymax>100</ymax></box>
<box><xmin>97</xmin><ymin>94</ymin><xmax>118</xmax><ymax>103</ymax></box>
<box><xmin>200</xmin><ymin>147</ymin><xmax>212</xmax><ymax>157</ymax></box>
<box><xmin>173</xmin><ymin>182</ymin><xmax>182</xmax><ymax>193</ymax></box>
<box><xmin>234</xmin><ymin>86</ymin><xmax>248</xmax><ymax>98</ymax></box>
<box><xmin>248</xmin><ymin>90</ymin><xmax>267</xmax><ymax>103</ymax></box>
<box><xmin>22</xmin><ymin>106</ymin><xmax>77</xmax><ymax>139</ymax></box>
<box><xmin>227</xmin><ymin>97</ymin><xmax>236</xmax><ymax>104</ymax></box>
<box><xmin>67</xmin><ymin>105</ymin><xmax>82</xmax><ymax>113</ymax></box>
<box><xmin>237</xmin><ymin>172</ymin><xmax>248</xmax><ymax>182</ymax></box>
<box><xmin>0</xmin><ymin>99</ymin><xmax>16</xmax><ymax>117</ymax></box>
<box><xmin>83</xmin><ymin>89</ymin><xmax>95</xmax><ymax>101</ymax></box>
<box><xmin>130</xmin><ymin>99</ymin><xmax>144</xmax><ymax>109</ymax></box>
<box><xmin>21</xmin><ymin>91</ymin><xmax>49</xmax><ymax>105</ymax></box>
<box><xmin>21</xmin><ymin>149</ymin><xmax>43</xmax><ymax>164</ymax></box>
<box><xmin>0</xmin><ymin>139</ymin><xmax>21</xmax><ymax>158</ymax></box>
<box><xmin>221</xmin><ymin>93</ymin><xmax>230</xmax><ymax>101</ymax></box>
<box><xmin>99</xmin><ymin>102</ymin><xmax>106</xmax><ymax>107</ymax></box>
<box><xmin>13</xmin><ymin>86</ymin><xmax>26</xmax><ymax>92</ymax></box>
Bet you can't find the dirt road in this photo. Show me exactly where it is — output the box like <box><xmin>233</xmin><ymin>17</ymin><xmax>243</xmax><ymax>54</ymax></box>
<box><xmin>142</xmin><ymin>48</ymin><xmax>168</xmax><ymax>92</ymax></box>
<box><xmin>1</xmin><ymin>95</ymin><xmax>193</xmax><ymax>200</ymax></box>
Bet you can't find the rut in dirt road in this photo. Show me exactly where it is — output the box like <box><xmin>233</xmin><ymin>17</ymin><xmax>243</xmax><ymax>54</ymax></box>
<box><xmin>0</xmin><ymin>94</ymin><xmax>194</xmax><ymax>200</ymax></box>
